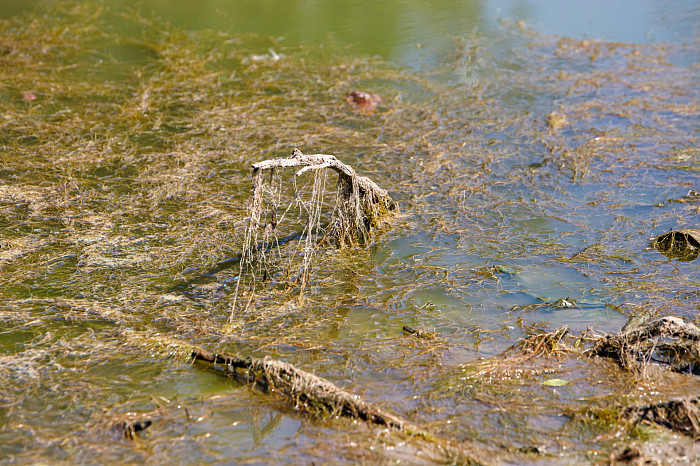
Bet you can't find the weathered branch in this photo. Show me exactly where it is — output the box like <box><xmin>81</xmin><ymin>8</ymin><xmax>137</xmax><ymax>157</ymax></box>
<box><xmin>191</xmin><ymin>347</ymin><xmax>405</xmax><ymax>429</ymax></box>
<box><xmin>190</xmin><ymin>346</ymin><xmax>483</xmax><ymax>464</ymax></box>
<box><xmin>593</xmin><ymin>316</ymin><xmax>700</xmax><ymax>351</ymax></box>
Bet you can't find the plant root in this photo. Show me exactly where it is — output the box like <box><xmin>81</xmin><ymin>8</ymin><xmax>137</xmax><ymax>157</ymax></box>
<box><xmin>249</xmin><ymin>148</ymin><xmax>397</xmax><ymax>246</ymax></box>
<box><xmin>590</xmin><ymin>316</ymin><xmax>700</xmax><ymax>375</ymax></box>
<box><xmin>231</xmin><ymin>148</ymin><xmax>398</xmax><ymax>317</ymax></box>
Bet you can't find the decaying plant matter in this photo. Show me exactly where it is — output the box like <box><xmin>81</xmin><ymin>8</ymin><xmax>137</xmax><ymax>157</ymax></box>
<box><xmin>346</xmin><ymin>90</ymin><xmax>382</xmax><ymax>115</ymax></box>
<box><xmin>652</xmin><ymin>229</ymin><xmax>700</xmax><ymax>261</ymax></box>
<box><xmin>623</xmin><ymin>396</ymin><xmax>700</xmax><ymax>439</ymax></box>
<box><xmin>454</xmin><ymin>319</ymin><xmax>700</xmax><ymax>449</ymax></box>
<box><xmin>191</xmin><ymin>347</ymin><xmax>482</xmax><ymax>464</ymax></box>
<box><xmin>591</xmin><ymin>316</ymin><xmax>700</xmax><ymax>375</ymax></box>
<box><xmin>250</xmin><ymin>148</ymin><xmax>397</xmax><ymax>245</ymax></box>
<box><xmin>112</xmin><ymin>418</ymin><xmax>153</xmax><ymax>440</ymax></box>
<box><xmin>127</xmin><ymin>330</ymin><xmax>407</xmax><ymax>426</ymax></box>
<box><xmin>231</xmin><ymin>149</ymin><xmax>398</xmax><ymax>316</ymax></box>
<box><xmin>463</xmin><ymin>325</ymin><xmax>575</xmax><ymax>378</ymax></box>
<box><xmin>454</xmin><ymin>315</ymin><xmax>700</xmax><ymax>380</ymax></box>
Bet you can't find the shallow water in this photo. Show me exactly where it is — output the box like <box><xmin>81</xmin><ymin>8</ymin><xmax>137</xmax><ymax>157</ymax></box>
<box><xmin>1</xmin><ymin>0</ymin><xmax>699</xmax><ymax>463</ymax></box>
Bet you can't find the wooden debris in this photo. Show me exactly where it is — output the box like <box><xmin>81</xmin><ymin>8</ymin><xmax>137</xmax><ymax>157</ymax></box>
<box><xmin>191</xmin><ymin>347</ymin><xmax>406</xmax><ymax>428</ymax></box>
<box><xmin>188</xmin><ymin>346</ymin><xmax>484</xmax><ymax>464</ymax></box>
<box><xmin>248</xmin><ymin>148</ymin><xmax>397</xmax><ymax>245</ymax></box>
<box><xmin>232</xmin><ymin>148</ymin><xmax>398</xmax><ymax>315</ymax></box>
<box><xmin>402</xmin><ymin>325</ymin><xmax>437</xmax><ymax>339</ymax></box>
<box><xmin>112</xmin><ymin>419</ymin><xmax>152</xmax><ymax>440</ymax></box>
<box><xmin>591</xmin><ymin>316</ymin><xmax>700</xmax><ymax>375</ymax></box>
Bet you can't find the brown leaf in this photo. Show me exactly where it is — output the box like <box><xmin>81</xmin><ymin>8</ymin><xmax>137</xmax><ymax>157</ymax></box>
<box><xmin>346</xmin><ymin>90</ymin><xmax>381</xmax><ymax>115</ymax></box>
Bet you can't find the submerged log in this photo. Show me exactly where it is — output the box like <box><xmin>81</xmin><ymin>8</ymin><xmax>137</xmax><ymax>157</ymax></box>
<box><xmin>191</xmin><ymin>347</ymin><xmax>405</xmax><ymax>429</ymax></box>
<box><xmin>186</xmin><ymin>345</ymin><xmax>484</xmax><ymax>464</ymax></box>
<box><xmin>126</xmin><ymin>330</ymin><xmax>412</xmax><ymax>430</ymax></box>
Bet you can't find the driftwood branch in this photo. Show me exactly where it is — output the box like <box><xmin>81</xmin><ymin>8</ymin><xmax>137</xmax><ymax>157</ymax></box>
<box><xmin>190</xmin><ymin>346</ymin><xmax>483</xmax><ymax>464</ymax></box>
<box><xmin>191</xmin><ymin>347</ymin><xmax>406</xmax><ymax>429</ymax></box>
<box><xmin>251</xmin><ymin>149</ymin><xmax>394</xmax><ymax>207</ymax></box>
<box><xmin>123</xmin><ymin>330</ymin><xmax>483</xmax><ymax>464</ymax></box>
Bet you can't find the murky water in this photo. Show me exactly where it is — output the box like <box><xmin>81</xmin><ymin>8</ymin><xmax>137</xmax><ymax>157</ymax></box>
<box><xmin>1</xmin><ymin>0</ymin><xmax>699</xmax><ymax>463</ymax></box>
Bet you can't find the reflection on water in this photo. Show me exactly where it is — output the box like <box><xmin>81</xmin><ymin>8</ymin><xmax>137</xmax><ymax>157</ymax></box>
<box><xmin>488</xmin><ymin>0</ymin><xmax>700</xmax><ymax>44</ymax></box>
<box><xmin>3</xmin><ymin>0</ymin><xmax>698</xmax><ymax>71</ymax></box>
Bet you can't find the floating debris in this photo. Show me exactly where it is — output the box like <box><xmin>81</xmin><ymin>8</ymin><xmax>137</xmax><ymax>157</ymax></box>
<box><xmin>652</xmin><ymin>229</ymin><xmax>700</xmax><ymax>261</ymax></box>
<box><xmin>624</xmin><ymin>396</ymin><xmax>700</xmax><ymax>439</ymax></box>
<box><xmin>457</xmin><ymin>325</ymin><xmax>573</xmax><ymax>378</ymax></box>
<box><xmin>541</xmin><ymin>378</ymin><xmax>568</xmax><ymax>387</ymax></box>
<box><xmin>546</xmin><ymin>112</ymin><xmax>568</xmax><ymax>130</ymax></box>
<box><xmin>122</xmin><ymin>331</ymin><xmax>485</xmax><ymax>464</ymax></box>
<box><xmin>112</xmin><ymin>419</ymin><xmax>152</xmax><ymax>440</ymax></box>
<box><xmin>492</xmin><ymin>264</ymin><xmax>519</xmax><ymax>276</ymax></box>
<box><xmin>346</xmin><ymin>90</ymin><xmax>381</xmax><ymax>115</ymax></box>
<box><xmin>548</xmin><ymin>297</ymin><xmax>578</xmax><ymax>309</ymax></box>
<box><xmin>402</xmin><ymin>325</ymin><xmax>437</xmax><ymax>339</ymax></box>
<box><xmin>232</xmin><ymin>148</ymin><xmax>398</xmax><ymax>314</ymax></box>
<box><xmin>591</xmin><ymin>316</ymin><xmax>700</xmax><ymax>375</ymax></box>
<box><xmin>192</xmin><ymin>346</ymin><xmax>407</xmax><ymax>428</ymax></box>
<box><xmin>248</xmin><ymin>48</ymin><xmax>282</xmax><ymax>63</ymax></box>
